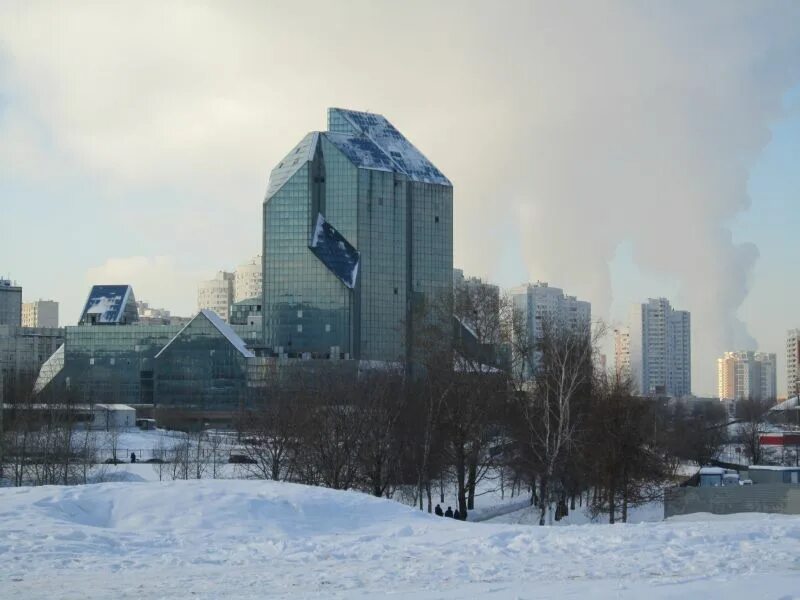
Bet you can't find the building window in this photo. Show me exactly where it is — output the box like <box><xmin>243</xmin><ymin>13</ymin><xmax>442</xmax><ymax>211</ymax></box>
<box><xmin>297</xmin><ymin>324</ymin><xmax>303</xmax><ymax>332</ymax></box>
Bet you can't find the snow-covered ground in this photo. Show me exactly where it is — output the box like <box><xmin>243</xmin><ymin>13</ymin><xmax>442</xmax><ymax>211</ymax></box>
<box><xmin>2</xmin><ymin>480</ymin><xmax>800</xmax><ymax>599</ymax></box>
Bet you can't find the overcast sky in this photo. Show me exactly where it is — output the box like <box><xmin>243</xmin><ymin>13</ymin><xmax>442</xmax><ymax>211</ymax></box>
<box><xmin>2</xmin><ymin>1</ymin><xmax>799</xmax><ymax>396</ymax></box>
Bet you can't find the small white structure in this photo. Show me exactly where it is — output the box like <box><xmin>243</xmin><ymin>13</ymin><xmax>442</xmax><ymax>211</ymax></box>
<box><xmin>92</xmin><ymin>404</ymin><xmax>136</xmax><ymax>430</ymax></box>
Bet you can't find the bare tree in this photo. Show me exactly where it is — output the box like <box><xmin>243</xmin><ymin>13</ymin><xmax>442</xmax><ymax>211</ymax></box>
<box><xmin>586</xmin><ymin>375</ymin><xmax>673</xmax><ymax>523</ymax></box>
<box><xmin>169</xmin><ymin>435</ymin><xmax>191</xmax><ymax>480</ymax></box>
<box><xmin>509</xmin><ymin>316</ymin><xmax>598</xmax><ymax>525</ymax></box>
<box><xmin>737</xmin><ymin>397</ymin><xmax>774</xmax><ymax>465</ymax></box>
<box><xmin>354</xmin><ymin>368</ymin><xmax>406</xmax><ymax>497</ymax></box>
<box><xmin>237</xmin><ymin>393</ymin><xmax>302</xmax><ymax>481</ymax></box>
<box><xmin>151</xmin><ymin>435</ymin><xmax>168</xmax><ymax>481</ymax></box>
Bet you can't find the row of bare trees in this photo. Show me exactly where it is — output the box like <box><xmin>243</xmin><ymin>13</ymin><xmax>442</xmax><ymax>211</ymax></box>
<box><xmin>232</xmin><ymin>287</ymin><xmax>733</xmax><ymax>524</ymax></box>
<box><xmin>1</xmin><ymin>378</ymin><xmax>104</xmax><ymax>486</ymax></box>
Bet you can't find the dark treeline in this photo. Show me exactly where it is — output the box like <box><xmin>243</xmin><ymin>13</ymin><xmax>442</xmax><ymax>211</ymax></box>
<box><xmin>234</xmin><ymin>289</ymin><xmax>736</xmax><ymax>525</ymax></box>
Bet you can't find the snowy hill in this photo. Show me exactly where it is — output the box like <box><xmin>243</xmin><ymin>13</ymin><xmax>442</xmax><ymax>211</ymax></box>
<box><xmin>2</xmin><ymin>480</ymin><xmax>800</xmax><ymax>599</ymax></box>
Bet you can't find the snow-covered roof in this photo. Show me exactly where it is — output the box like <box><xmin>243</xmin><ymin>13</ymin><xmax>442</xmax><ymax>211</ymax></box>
<box><xmin>329</xmin><ymin>108</ymin><xmax>451</xmax><ymax>186</ymax></box>
<box><xmin>699</xmin><ymin>467</ymin><xmax>726</xmax><ymax>476</ymax></box>
<box><xmin>155</xmin><ymin>309</ymin><xmax>255</xmax><ymax>359</ymax></box>
<box><xmin>324</xmin><ymin>132</ymin><xmax>396</xmax><ymax>173</ymax></box>
<box><xmin>747</xmin><ymin>465</ymin><xmax>800</xmax><ymax>471</ymax></box>
<box><xmin>94</xmin><ymin>404</ymin><xmax>136</xmax><ymax>411</ymax></box>
<box><xmin>265</xmin><ymin>132</ymin><xmax>319</xmax><ymax>199</ymax></box>
<box><xmin>79</xmin><ymin>285</ymin><xmax>137</xmax><ymax>325</ymax></box>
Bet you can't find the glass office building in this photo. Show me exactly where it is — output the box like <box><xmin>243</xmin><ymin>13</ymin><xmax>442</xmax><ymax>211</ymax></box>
<box><xmin>263</xmin><ymin>108</ymin><xmax>453</xmax><ymax>362</ymax></box>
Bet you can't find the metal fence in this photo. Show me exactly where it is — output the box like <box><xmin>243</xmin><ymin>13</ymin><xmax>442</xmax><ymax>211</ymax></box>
<box><xmin>665</xmin><ymin>484</ymin><xmax>800</xmax><ymax>518</ymax></box>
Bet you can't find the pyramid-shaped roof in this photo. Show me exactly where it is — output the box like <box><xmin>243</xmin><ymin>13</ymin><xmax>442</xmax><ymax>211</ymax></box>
<box><xmin>328</xmin><ymin>108</ymin><xmax>451</xmax><ymax>186</ymax></box>
<box><xmin>155</xmin><ymin>309</ymin><xmax>255</xmax><ymax>359</ymax></box>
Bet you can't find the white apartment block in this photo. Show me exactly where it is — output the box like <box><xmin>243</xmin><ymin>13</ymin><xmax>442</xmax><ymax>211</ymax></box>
<box><xmin>788</xmin><ymin>329</ymin><xmax>800</xmax><ymax>398</ymax></box>
<box><xmin>21</xmin><ymin>300</ymin><xmax>59</xmax><ymax>328</ymax></box>
<box><xmin>717</xmin><ymin>351</ymin><xmax>777</xmax><ymax>401</ymax></box>
<box><xmin>614</xmin><ymin>326</ymin><xmax>631</xmax><ymax>381</ymax></box>
<box><xmin>507</xmin><ymin>281</ymin><xmax>591</xmax><ymax>378</ymax></box>
<box><xmin>235</xmin><ymin>255</ymin><xmax>262</xmax><ymax>303</ymax></box>
<box><xmin>627</xmin><ymin>298</ymin><xmax>691</xmax><ymax>397</ymax></box>
<box><xmin>198</xmin><ymin>271</ymin><xmax>235</xmax><ymax>323</ymax></box>
<box><xmin>135</xmin><ymin>301</ymin><xmax>191</xmax><ymax>327</ymax></box>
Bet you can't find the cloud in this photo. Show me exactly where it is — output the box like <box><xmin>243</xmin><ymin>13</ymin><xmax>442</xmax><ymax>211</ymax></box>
<box><xmin>2</xmin><ymin>1</ymin><xmax>800</xmax><ymax>393</ymax></box>
<box><xmin>85</xmin><ymin>256</ymin><xmax>202</xmax><ymax>317</ymax></box>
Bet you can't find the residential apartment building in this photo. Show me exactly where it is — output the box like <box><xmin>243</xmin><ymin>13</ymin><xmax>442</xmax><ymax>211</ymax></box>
<box><xmin>22</xmin><ymin>299</ymin><xmax>59</xmax><ymax>328</ymax></box>
<box><xmin>235</xmin><ymin>255</ymin><xmax>262</xmax><ymax>303</ymax></box>
<box><xmin>788</xmin><ymin>329</ymin><xmax>800</xmax><ymax>399</ymax></box>
<box><xmin>507</xmin><ymin>281</ymin><xmax>591</xmax><ymax>378</ymax></box>
<box><xmin>198</xmin><ymin>271</ymin><xmax>235</xmax><ymax>323</ymax></box>
<box><xmin>614</xmin><ymin>326</ymin><xmax>631</xmax><ymax>381</ymax></box>
<box><xmin>717</xmin><ymin>351</ymin><xmax>777</xmax><ymax>401</ymax></box>
<box><xmin>626</xmin><ymin>298</ymin><xmax>691</xmax><ymax>397</ymax></box>
<box><xmin>136</xmin><ymin>301</ymin><xmax>191</xmax><ymax>327</ymax></box>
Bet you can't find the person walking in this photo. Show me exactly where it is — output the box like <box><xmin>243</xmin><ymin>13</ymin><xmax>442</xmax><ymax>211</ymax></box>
<box><xmin>435</xmin><ymin>504</ymin><xmax>444</xmax><ymax>516</ymax></box>
<box><xmin>444</xmin><ymin>506</ymin><xmax>453</xmax><ymax>518</ymax></box>
<box><xmin>130</xmin><ymin>452</ymin><xmax>136</xmax><ymax>464</ymax></box>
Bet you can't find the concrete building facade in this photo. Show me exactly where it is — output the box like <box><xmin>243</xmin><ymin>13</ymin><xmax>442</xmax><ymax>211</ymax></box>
<box><xmin>235</xmin><ymin>255</ymin><xmax>262</xmax><ymax>303</ymax></box>
<box><xmin>22</xmin><ymin>300</ymin><xmax>59</xmax><ymax>328</ymax></box>
<box><xmin>0</xmin><ymin>279</ymin><xmax>22</xmax><ymax>326</ymax></box>
<box><xmin>717</xmin><ymin>351</ymin><xmax>777</xmax><ymax>401</ymax></box>
<box><xmin>507</xmin><ymin>281</ymin><xmax>591</xmax><ymax>378</ymax></box>
<box><xmin>198</xmin><ymin>271</ymin><xmax>235</xmax><ymax>323</ymax></box>
<box><xmin>135</xmin><ymin>301</ymin><xmax>191</xmax><ymax>327</ymax></box>
<box><xmin>626</xmin><ymin>298</ymin><xmax>691</xmax><ymax>397</ymax></box>
<box><xmin>614</xmin><ymin>326</ymin><xmax>631</xmax><ymax>381</ymax></box>
<box><xmin>788</xmin><ymin>329</ymin><xmax>800</xmax><ymax>399</ymax></box>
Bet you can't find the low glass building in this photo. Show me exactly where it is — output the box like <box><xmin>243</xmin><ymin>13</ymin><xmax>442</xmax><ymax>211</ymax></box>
<box><xmin>34</xmin><ymin>308</ymin><xmax>258</xmax><ymax>412</ymax></box>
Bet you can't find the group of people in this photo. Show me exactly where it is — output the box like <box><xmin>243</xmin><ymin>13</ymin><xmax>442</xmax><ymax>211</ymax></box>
<box><xmin>434</xmin><ymin>504</ymin><xmax>467</xmax><ymax>521</ymax></box>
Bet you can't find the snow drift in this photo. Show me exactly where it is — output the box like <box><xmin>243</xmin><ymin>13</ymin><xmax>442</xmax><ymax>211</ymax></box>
<box><xmin>2</xmin><ymin>480</ymin><xmax>800</xmax><ymax>599</ymax></box>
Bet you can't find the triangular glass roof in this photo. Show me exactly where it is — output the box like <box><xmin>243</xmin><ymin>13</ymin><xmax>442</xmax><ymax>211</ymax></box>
<box><xmin>265</xmin><ymin>132</ymin><xmax>319</xmax><ymax>199</ymax></box>
<box><xmin>155</xmin><ymin>309</ymin><xmax>255</xmax><ymax>359</ymax></box>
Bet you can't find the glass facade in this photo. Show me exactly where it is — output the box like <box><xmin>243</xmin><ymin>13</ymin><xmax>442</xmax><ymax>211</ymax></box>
<box><xmin>263</xmin><ymin>108</ymin><xmax>453</xmax><ymax>362</ymax></box>
<box><xmin>230</xmin><ymin>297</ymin><xmax>262</xmax><ymax>326</ymax></box>
<box><xmin>37</xmin><ymin>311</ymin><xmax>256</xmax><ymax>410</ymax></box>
<box><xmin>59</xmin><ymin>324</ymin><xmax>182</xmax><ymax>404</ymax></box>
<box><xmin>154</xmin><ymin>312</ymin><xmax>250</xmax><ymax>410</ymax></box>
